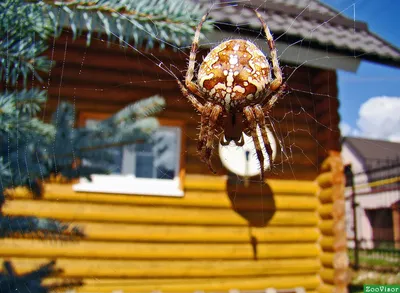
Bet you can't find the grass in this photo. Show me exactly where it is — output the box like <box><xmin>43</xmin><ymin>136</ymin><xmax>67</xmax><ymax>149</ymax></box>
<box><xmin>350</xmin><ymin>269</ymin><xmax>400</xmax><ymax>285</ymax></box>
<box><xmin>348</xmin><ymin>249</ymin><xmax>400</xmax><ymax>287</ymax></box>
<box><xmin>348</xmin><ymin>249</ymin><xmax>400</xmax><ymax>268</ymax></box>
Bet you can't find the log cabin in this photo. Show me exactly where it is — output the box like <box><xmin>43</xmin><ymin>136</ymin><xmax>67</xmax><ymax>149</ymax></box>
<box><xmin>2</xmin><ymin>1</ymin><xmax>400</xmax><ymax>293</ymax></box>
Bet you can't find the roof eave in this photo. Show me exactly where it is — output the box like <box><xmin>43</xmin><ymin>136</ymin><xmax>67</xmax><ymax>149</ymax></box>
<box><xmin>205</xmin><ymin>30</ymin><xmax>361</xmax><ymax>72</ymax></box>
<box><xmin>342</xmin><ymin>137</ymin><xmax>368</xmax><ymax>168</ymax></box>
<box><xmin>297</xmin><ymin>38</ymin><xmax>400</xmax><ymax>69</ymax></box>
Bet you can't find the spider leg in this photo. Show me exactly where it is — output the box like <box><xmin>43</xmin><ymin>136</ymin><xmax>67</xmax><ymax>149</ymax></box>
<box><xmin>197</xmin><ymin>102</ymin><xmax>213</xmax><ymax>154</ymax></box>
<box><xmin>253</xmin><ymin>105</ymin><xmax>274</xmax><ymax>167</ymax></box>
<box><xmin>177</xmin><ymin>79</ymin><xmax>204</xmax><ymax>113</ymax></box>
<box><xmin>202</xmin><ymin>105</ymin><xmax>223</xmax><ymax>174</ymax></box>
<box><xmin>254</xmin><ymin>10</ymin><xmax>282</xmax><ymax>92</ymax></box>
<box><xmin>185</xmin><ymin>12</ymin><xmax>209</xmax><ymax>96</ymax></box>
<box><xmin>262</xmin><ymin>83</ymin><xmax>286</xmax><ymax>115</ymax></box>
<box><xmin>243</xmin><ymin>106</ymin><xmax>265</xmax><ymax>180</ymax></box>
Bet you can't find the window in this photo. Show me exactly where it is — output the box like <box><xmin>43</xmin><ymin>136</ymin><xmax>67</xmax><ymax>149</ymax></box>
<box><xmin>73</xmin><ymin>113</ymin><xmax>185</xmax><ymax>197</ymax></box>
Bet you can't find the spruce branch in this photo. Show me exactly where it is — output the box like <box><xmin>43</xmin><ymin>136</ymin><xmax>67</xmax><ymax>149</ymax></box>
<box><xmin>0</xmin><ymin>94</ymin><xmax>165</xmax><ymax>199</ymax></box>
<box><xmin>0</xmin><ymin>35</ymin><xmax>52</xmax><ymax>85</ymax></box>
<box><xmin>0</xmin><ymin>89</ymin><xmax>56</xmax><ymax>142</ymax></box>
<box><xmin>2</xmin><ymin>0</ymin><xmax>213</xmax><ymax>84</ymax></box>
<box><xmin>0</xmin><ymin>0</ymin><xmax>212</xmax><ymax>85</ymax></box>
<box><xmin>11</xmin><ymin>88</ymin><xmax>47</xmax><ymax>115</ymax></box>
<box><xmin>0</xmin><ymin>159</ymin><xmax>12</xmax><ymax>206</ymax></box>
<box><xmin>0</xmin><ymin>0</ymin><xmax>54</xmax><ymax>85</ymax></box>
<box><xmin>38</xmin><ymin>0</ymin><xmax>213</xmax><ymax>48</ymax></box>
<box><xmin>49</xmin><ymin>96</ymin><xmax>165</xmax><ymax>180</ymax></box>
<box><xmin>60</xmin><ymin>95</ymin><xmax>165</xmax><ymax>153</ymax></box>
<box><xmin>78</xmin><ymin>117</ymin><xmax>159</xmax><ymax>152</ymax></box>
<box><xmin>98</xmin><ymin>94</ymin><xmax>165</xmax><ymax>127</ymax></box>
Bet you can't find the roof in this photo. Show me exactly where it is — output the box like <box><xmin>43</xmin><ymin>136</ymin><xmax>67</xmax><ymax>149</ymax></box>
<box><xmin>343</xmin><ymin>136</ymin><xmax>400</xmax><ymax>169</ymax></box>
<box><xmin>205</xmin><ymin>0</ymin><xmax>400</xmax><ymax>68</ymax></box>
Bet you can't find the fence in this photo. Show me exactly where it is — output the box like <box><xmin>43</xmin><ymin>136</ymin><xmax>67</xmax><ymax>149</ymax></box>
<box><xmin>344</xmin><ymin>162</ymin><xmax>400</xmax><ymax>270</ymax></box>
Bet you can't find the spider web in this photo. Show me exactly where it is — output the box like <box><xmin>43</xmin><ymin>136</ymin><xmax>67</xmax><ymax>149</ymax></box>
<box><xmin>40</xmin><ymin>0</ymin><xmax>399</xmax><ymax>186</ymax></box>
<box><xmin>5</xmin><ymin>0</ymin><xmax>400</xmax><ymax>291</ymax></box>
<box><xmin>59</xmin><ymin>0</ymin><xmax>357</xmax><ymax>182</ymax></box>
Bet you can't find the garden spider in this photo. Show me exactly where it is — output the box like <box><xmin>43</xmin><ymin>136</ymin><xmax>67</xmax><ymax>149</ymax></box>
<box><xmin>177</xmin><ymin>10</ymin><xmax>286</xmax><ymax>180</ymax></box>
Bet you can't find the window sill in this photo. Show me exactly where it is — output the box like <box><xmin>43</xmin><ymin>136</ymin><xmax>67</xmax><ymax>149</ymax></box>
<box><xmin>72</xmin><ymin>175</ymin><xmax>184</xmax><ymax>197</ymax></box>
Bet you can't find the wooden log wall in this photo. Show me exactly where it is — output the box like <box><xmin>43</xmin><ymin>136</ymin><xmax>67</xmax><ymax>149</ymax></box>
<box><xmin>316</xmin><ymin>151</ymin><xmax>349</xmax><ymax>293</ymax></box>
<box><xmin>1</xmin><ymin>175</ymin><xmax>323</xmax><ymax>293</ymax></box>
<box><xmin>33</xmin><ymin>33</ymin><xmax>340</xmax><ymax>181</ymax></box>
<box><xmin>313</xmin><ymin>71</ymin><xmax>341</xmax><ymax>164</ymax></box>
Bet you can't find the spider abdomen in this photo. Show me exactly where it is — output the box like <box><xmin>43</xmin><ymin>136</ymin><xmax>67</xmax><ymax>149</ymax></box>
<box><xmin>198</xmin><ymin>39</ymin><xmax>271</xmax><ymax>110</ymax></box>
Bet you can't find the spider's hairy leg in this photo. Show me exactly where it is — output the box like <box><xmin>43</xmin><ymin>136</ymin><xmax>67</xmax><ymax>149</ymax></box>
<box><xmin>253</xmin><ymin>105</ymin><xmax>274</xmax><ymax>168</ymax></box>
<box><xmin>262</xmin><ymin>83</ymin><xmax>286</xmax><ymax>115</ymax></box>
<box><xmin>254</xmin><ymin>9</ymin><xmax>282</xmax><ymax>91</ymax></box>
<box><xmin>198</xmin><ymin>102</ymin><xmax>213</xmax><ymax>153</ymax></box>
<box><xmin>177</xmin><ymin>79</ymin><xmax>204</xmax><ymax>112</ymax></box>
<box><xmin>186</xmin><ymin>12</ymin><xmax>210</xmax><ymax>95</ymax></box>
<box><xmin>177</xmin><ymin>79</ymin><xmax>209</xmax><ymax>155</ymax></box>
<box><xmin>202</xmin><ymin>104</ymin><xmax>223</xmax><ymax>174</ymax></box>
<box><xmin>244</xmin><ymin>106</ymin><xmax>265</xmax><ymax>181</ymax></box>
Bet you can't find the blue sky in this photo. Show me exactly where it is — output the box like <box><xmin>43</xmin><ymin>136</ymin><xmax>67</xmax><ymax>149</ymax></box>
<box><xmin>322</xmin><ymin>0</ymin><xmax>400</xmax><ymax>141</ymax></box>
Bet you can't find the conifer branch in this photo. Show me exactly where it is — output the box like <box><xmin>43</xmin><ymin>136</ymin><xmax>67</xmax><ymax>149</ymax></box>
<box><xmin>38</xmin><ymin>0</ymin><xmax>212</xmax><ymax>48</ymax></box>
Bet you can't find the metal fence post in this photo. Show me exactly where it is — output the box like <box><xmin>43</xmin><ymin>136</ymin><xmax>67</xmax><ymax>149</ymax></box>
<box><xmin>344</xmin><ymin>164</ymin><xmax>359</xmax><ymax>270</ymax></box>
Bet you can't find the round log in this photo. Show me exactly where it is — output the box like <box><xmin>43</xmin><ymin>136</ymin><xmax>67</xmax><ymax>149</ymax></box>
<box><xmin>9</xmin><ymin>180</ymin><xmax>318</xmax><ymax>209</ymax></box>
<box><xmin>318</xmin><ymin>203</ymin><xmax>333</xmax><ymax>219</ymax></box>
<box><xmin>316</xmin><ymin>172</ymin><xmax>333</xmax><ymax>189</ymax></box>
<box><xmin>318</xmin><ymin>283</ymin><xmax>335</xmax><ymax>293</ymax></box>
<box><xmin>321</xmin><ymin>252</ymin><xmax>334</xmax><ymax>268</ymax></box>
<box><xmin>320</xmin><ymin>268</ymin><xmax>334</xmax><ymax>284</ymax></box>
<box><xmin>1</xmin><ymin>257</ymin><xmax>320</xmax><ymax>278</ymax></box>
<box><xmin>5</xmin><ymin>221</ymin><xmax>320</xmax><ymax>243</ymax></box>
<box><xmin>2</xmin><ymin>200</ymin><xmax>320</xmax><ymax>226</ymax></box>
<box><xmin>69</xmin><ymin>275</ymin><xmax>321</xmax><ymax>292</ymax></box>
<box><xmin>320</xmin><ymin>236</ymin><xmax>334</xmax><ymax>251</ymax></box>
<box><xmin>319</xmin><ymin>220</ymin><xmax>334</xmax><ymax>236</ymax></box>
<box><xmin>0</xmin><ymin>239</ymin><xmax>320</xmax><ymax>260</ymax></box>
<box><xmin>320</xmin><ymin>252</ymin><xmax>349</xmax><ymax>270</ymax></box>
<box><xmin>318</xmin><ymin>187</ymin><xmax>333</xmax><ymax>203</ymax></box>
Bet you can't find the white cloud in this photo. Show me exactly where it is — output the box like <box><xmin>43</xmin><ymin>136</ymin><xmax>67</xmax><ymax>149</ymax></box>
<box><xmin>387</xmin><ymin>134</ymin><xmax>400</xmax><ymax>143</ymax></box>
<box><xmin>339</xmin><ymin>121</ymin><xmax>360</xmax><ymax>137</ymax></box>
<box><xmin>342</xmin><ymin>96</ymin><xmax>400</xmax><ymax>142</ymax></box>
<box><xmin>339</xmin><ymin>122</ymin><xmax>352</xmax><ymax>136</ymax></box>
<box><xmin>357</xmin><ymin>96</ymin><xmax>400</xmax><ymax>142</ymax></box>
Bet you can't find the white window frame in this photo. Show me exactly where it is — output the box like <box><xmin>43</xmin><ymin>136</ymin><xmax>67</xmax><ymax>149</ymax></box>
<box><xmin>73</xmin><ymin>114</ymin><xmax>185</xmax><ymax>197</ymax></box>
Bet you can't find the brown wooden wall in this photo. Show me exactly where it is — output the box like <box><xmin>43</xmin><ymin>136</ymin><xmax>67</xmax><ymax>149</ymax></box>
<box><xmin>2</xmin><ymin>31</ymin><xmax>347</xmax><ymax>293</ymax></box>
<box><xmin>40</xmin><ymin>33</ymin><xmax>341</xmax><ymax>181</ymax></box>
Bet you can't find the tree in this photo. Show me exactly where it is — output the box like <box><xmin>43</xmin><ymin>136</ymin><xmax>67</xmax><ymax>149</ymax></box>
<box><xmin>0</xmin><ymin>0</ymin><xmax>211</xmax><ymax>291</ymax></box>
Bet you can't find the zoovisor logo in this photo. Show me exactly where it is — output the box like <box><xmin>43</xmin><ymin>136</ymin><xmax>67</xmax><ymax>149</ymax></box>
<box><xmin>364</xmin><ymin>285</ymin><xmax>400</xmax><ymax>293</ymax></box>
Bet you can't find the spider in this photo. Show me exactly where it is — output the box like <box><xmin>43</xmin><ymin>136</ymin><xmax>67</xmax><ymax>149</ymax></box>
<box><xmin>177</xmin><ymin>10</ymin><xmax>286</xmax><ymax>180</ymax></box>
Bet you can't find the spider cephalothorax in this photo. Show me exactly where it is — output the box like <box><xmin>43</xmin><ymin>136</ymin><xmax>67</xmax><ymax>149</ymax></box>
<box><xmin>177</xmin><ymin>10</ymin><xmax>286</xmax><ymax>180</ymax></box>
